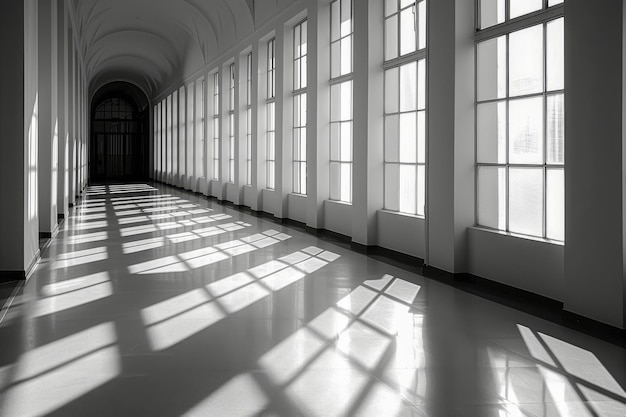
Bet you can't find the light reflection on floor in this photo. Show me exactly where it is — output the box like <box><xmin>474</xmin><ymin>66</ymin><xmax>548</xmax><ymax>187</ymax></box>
<box><xmin>0</xmin><ymin>183</ymin><xmax>623</xmax><ymax>417</ymax></box>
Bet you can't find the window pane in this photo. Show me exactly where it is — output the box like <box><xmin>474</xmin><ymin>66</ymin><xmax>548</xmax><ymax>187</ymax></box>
<box><xmin>510</xmin><ymin>0</ymin><xmax>542</xmax><ymax>20</ymax></box>
<box><xmin>547</xmin><ymin>93</ymin><xmax>564</xmax><ymax>164</ymax></box>
<box><xmin>340</xmin><ymin>80</ymin><xmax>352</xmax><ymax>120</ymax></box>
<box><xmin>399</xmin><ymin>164</ymin><xmax>417</xmax><ymax>215</ymax></box>
<box><xmin>509</xmin><ymin>168</ymin><xmax>543</xmax><ymax>237</ymax></box>
<box><xmin>477</xmin><ymin>166</ymin><xmax>506</xmax><ymax>230</ymax></box>
<box><xmin>417</xmin><ymin>59</ymin><xmax>426</xmax><ymax>110</ymax></box>
<box><xmin>477</xmin><ymin>101</ymin><xmax>506</xmax><ymax>164</ymax></box>
<box><xmin>418</xmin><ymin>0</ymin><xmax>426</xmax><ymax>50</ymax></box>
<box><xmin>385</xmin><ymin>68</ymin><xmax>399</xmax><ymax>114</ymax></box>
<box><xmin>399</xmin><ymin>112</ymin><xmax>417</xmax><ymax>163</ymax></box>
<box><xmin>400</xmin><ymin>7</ymin><xmax>416</xmax><ymax>56</ymax></box>
<box><xmin>331</xmin><ymin>41</ymin><xmax>341</xmax><ymax>78</ymax></box>
<box><xmin>300</xmin><ymin>128</ymin><xmax>307</xmax><ymax>160</ymax></box>
<box><xmin>400</xmin><ymin>62</ymin><xmax>417</xmax><ymax>112</ymax></box>
<box><xmin>294</xmin><ymin>59</ymin><xmax>301</xmax><ymax>90</ymax></box>
<box><xmin>331</xmin><ymin>83</ymin><xmax>341</xmax><ymax>122</ymax></box>
<box><xmin>341</xmin><ymin>163</ymin><xmax>352</xmax><ymax>203</ymax></box>
<box><xmin>385</xmin><ymin>115</ymin><xmax>399</xmax><ymax>162</ymax></box>
<box><xmin>300</xmin><ymin>163</ymin><xmax>307</xmax><ymax>194</ymax></box>
<box><xmin>331</xmin><ymin>0</ymin><xmax>340</xmax><ymax>41</ymax></box>
<box><xmin>341</xmin><ymin>36</ymin><xmax>352</xmax><ymax>75</ymax></box>
<box><xmin>417</xmin><ymin>165</ymin><xmax>425</xmax><ymax>216</ymax></box>
<box><xmin>546</xmin><ymin>168</ymin><xmax>564</xmax><ymax>241</ymax></box>
<box><xmin>480</xmin><ymin>0</ymin><xmax>505</xmax><ymax>29</ymax></box>
<box><xmin>509</xmin><ymin>24</ymin><xmax>543</xmax><ymax>96</ymax></box>
<box><xmin>340</xmin><ymin>0</ymin><xmax>352</xmax><ymax>37</ymax></box>
<box><xmin>330</xmin><ymin>162</ymin><xmax>341</xmax><ymax>200</ymax></box>
<box><xmin>301</xmin><ymin>21</ymin><xmax>308</xmax><ymax>55</ymax></box>
<box><xmin>385</xmin><ymin>15</ymin><xmax>398</xmax><ymax>61</ymax></box>
<box><xmin>417</xmin><ymin>111</ymin><xmax>425</xmax><ymax>163</ymax></box>
<box><xmin>330</xmin><ymin>123</ymin><xmax>340</xmax><ymax>160</ymax></box>
<box><xmin>340</xmin><ymin>122</ymin><xmax>352</xmax><ymax>161</ymax></box>
<box><xmin>301</xmin><ymin>56</ymin><xmax>308</xmax><ymax>88</ymax></box>
<box><xmin>477</xmin><ymin>36</ymin><xmax>506</xmax><ymax>101</ymax></box>
<box><xmin>509</xmin><ymin>96</ymin><xmax>544</xmax><ymax>164</ymax></box>
<box><xmin>547</xmin><ymin>17</ymin><xmax>564</xmax><ymax>91</ymax></box>
<box><xmin>549</xmin><ymin>0</ymin><xmax>563</xmax><ymax>5</ymax></box>
<box><xmin>385</xmin><ymin>164</ymin><xmax>399</xmax><ymax>211</ymax></box>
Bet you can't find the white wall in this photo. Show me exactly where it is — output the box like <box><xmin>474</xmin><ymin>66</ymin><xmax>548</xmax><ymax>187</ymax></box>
<box><xmin>377</xmin><ymin>211</ymin><xmax>425</xmax><ymax>259</ymax></box>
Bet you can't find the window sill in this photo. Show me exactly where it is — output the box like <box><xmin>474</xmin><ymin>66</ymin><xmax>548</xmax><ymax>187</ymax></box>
<box><xmin>378</xmin><ymin>209</ymin><xmax>425</xmax><ymax>220</ymax></box>
<box><xmin>325</xmin><ymin>199</ymin><xmax>352</xmax><ymax>207</ymax></box>
<box><xmin>469</xmin><ymin>226</ymin><xmax>564</xmax><ymax>246</ymax></box>
<box><xmin>289</xmin><ymin>193</ymin><xmax>307</xmax><ymax>199</ymax></box>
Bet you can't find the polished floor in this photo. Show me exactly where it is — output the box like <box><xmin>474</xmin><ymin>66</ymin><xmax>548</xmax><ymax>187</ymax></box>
<box><xmin>0</xmin><ymin>183</ymin><xmax>625</xmax><ymax>416</ymax></box>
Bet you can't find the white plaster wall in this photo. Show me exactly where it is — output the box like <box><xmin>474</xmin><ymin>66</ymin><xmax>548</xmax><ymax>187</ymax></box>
<box><xmin>261</xmin><ymin>189</ymin><xmax>279</xmax><ymax>216</ymax></box>
<box><xmin>377</xmin><ymin>211</ymin><xmax>425</xmax><ymax>259</ymax></box>
<box><xmin>324</xmin><ymin>201</ymin><xmax>352</xmax><ymax>238</ymax></box>
<box><xmin>468</xmin><ymin>228</ymin><xmax>564</xmax><ymax>302</ymax></box>
<box><xmin>288</xmin><ymin>193</ymin><xmax>307</xmax><ymax>224</ymax></box>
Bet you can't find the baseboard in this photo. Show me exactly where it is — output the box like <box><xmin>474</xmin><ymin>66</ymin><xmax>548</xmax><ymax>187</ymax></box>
<box><xmin>562</xmin><ymin>310</ymin><xmax>626</xmax><ymax>340</ymax></box>
<box><xmin>0</xmin><ymin>271</ymin><xmax>26</xmax><ymax>283</ymax></box>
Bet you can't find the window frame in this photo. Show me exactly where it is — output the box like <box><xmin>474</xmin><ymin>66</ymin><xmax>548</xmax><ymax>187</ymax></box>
<box><xmin>266</xmin><ymin>37</ymin><xmax>277</xmax><ymax>190</ymax></box>
<box><xmin>293</xmin><ymin>19</ymin><xmax>308</xmax><ymax>195</ymax></box>
<box><xmin>474</xmin><ymin>1</ymin><xmax>565</xmax><ymax>241</ymax></box>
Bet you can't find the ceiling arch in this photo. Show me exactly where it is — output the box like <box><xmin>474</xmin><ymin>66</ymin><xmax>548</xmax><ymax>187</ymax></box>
<box><xmin>76</xmin><ymin>0</ymin><xmax>254</xmax><ymax>100</ymax></box>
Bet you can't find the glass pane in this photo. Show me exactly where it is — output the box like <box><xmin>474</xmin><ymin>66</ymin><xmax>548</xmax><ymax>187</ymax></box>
<box><xmin>418</xmin><ymin>0</ymin><xmax>426</xmax><ymax>50</ymax></box>
<box><xmin>509</xmin><ymin>168</ymin><xmax>543</xmax><ymax>237</ymax></box>
<box><xmin>301</xmin><ymin>56</ymin><xmax>307</xmax><ymax>88</ymax></box>
<box><xmin>400</xmin><ymin>62</ymin><xmax>417</xmax><ymax>112</ymax></box>
<box><xmin>341</xmin><ymin>81</ymin><xmax>352</xmax><ymax>120</ymax></box>
<box><xmin>399</xmin><ymin>112</ymin><xmax>417</xmax><ymax>163</ymax></box>
<box><xmin>399</xmin><ymin>164</ymin><xmax>417</xmax><ymax>215</ymax></box>
<box><xmin>417</xmin><ymin>59</ymin><xmax>425</xmax><ymax>110</ymax></box>
<box><xmin>477</xmin><ymin>36</ymin><xmax>506</xmax><ymax>101</ymax></box>
<box><xmin>385</xmin><ymin>0</ymin><xmax>397</xmax><ymax>17</ymax></box>
<box><xmin>300</xmin><ymin>163</ymin><xmax>307</xmax><ymax>194</ymax></box>
<box><xmin>549</xmin><ymin>0</ymin><xmax>563</xmax><ymax>5</ymax></box>
<box><xmin>400</xmin><ymin>7</ymin><xmax>416</xmax><ymax>56</ymax></box>
<box><xmin>340</xmin><ymin>122</ymin><xmax>352</xmax><ymax>161</ymax></box>
<box><xmin>400</xmin><ymin>0</ymin><xmax>414</xmax><ymax>8</ymax></box>
<box><xmin>294</xmin><ymin>162</ymin><xmax>301</xmax><ymax>193</ymax></box>
<box><xmin>331</xmin><ymin>83</ymin><xmax>341</xmax><ymax>122</ymax></box>
<box><xmin>509</xmin><ymin>96</ymin><xmax>544</xmax><ymax>164</ymax></box>
<box><xmin>385</xmin><ymin>68</ymin><xmax>399</xmax><ymax>114</ymax></box>
<box><xmin>509</xmin><ymin>24</ymin><xmax>543</xmax><ymax>96</ymax></box>
<box><xmin>330</xmin><ymin>123</ymin><xmax>340</xmax><ymax>160</ymax></box>
<box><xmin>385</xmin><ymin>115</ymin><xmax>399</xmax><ymax>163</ymax></box>
<box><xmin>341</xmin><ymin>163</ymin><xmax>352</xmax><ymax>203</ymax></box>
<box><xmin>294</xmin><ymin>24</ymin><xmax>301</xmax><ymax>56</ymax></box>
<box><xmin>267</xmin><ymin>161</ymin><xmax>275</xmax><ymax>189</ymax></box>
<box><xmin>546</xmin><ymin>168</ymin><xmax>564</xmax><ymax>241</ymax></box>
<box><xmin>331</xmin><ymin>0</ymin><xmax>340</xmax><ymax>41</ymax></box>
<box><xmin>385</xmin><ymin>163</ymin><xmax>399</xmax><ymax>211</ymax></box>
<box><xmin>331</xmin><ymin>41</ymin><xmax>341</xmax><ymax>78</ymax></box>
<box><xmin>510</xmin><ymin>0</ymin><xmax>542</xmax><ymax>20</ymax></box>
<box><xmin>341</xmin><ymin>0</ymin><xmax>352</xmax><ymax>37</ymax></box>
<box><xmin>385</xmin><ymin>15</ymin><xmax>398</xmax><ymax>61</ymax></box>
<box><xmin>300</xmin><ymin>21</ymin><xmax>307</xmax><ymax>55</ymax></box>
<box><xmin>293</xmin><ymin>129</ymin><xmax>300</xmax><ymax>160</ymax></box>
<box><xmin>300</xmin><ymin>93</ymin><xmax>307</xmax><ymax>126</ymax></box>
<box><xmin>341</xmin><ymin>36</ymin><xmax>352</xmax><ymax>75</ymax></box>
<box><xmin>417</xmin><ymin>111</ymin><xmax>425</xmax><ymax>163</ymax></box>
<box><xmin>477</xmin><ymin>101</ymin><xmax>506</xmax><ymax>164</ymax></box>
<box><xmin>547</xmin><ymin>94</ymin><xmax>564</xmax><ymax>164</ymax></box>
<box><xmin>330</xmin><ymin>162</ymin><xmax>341</xmax><ymax>200</ymax></box>
<box><xmin>294</xmin><ymin>59</ymin><xmax>301</xmax><ymax>90</ymax></box>
<box><xmin>417</xmin><ymin>165</ymin><xmax>425</xmax><ymax>216</ymax></box>
<box><xmin>300</xmin><ymin>128</ymin><xmax>307</xmax><ymax>160</ymax></box>
<box><xmin>480</xmin><ymin>0</ymin><xmax>505</xmax><ymax>29</ymax></box>
<box><xmin>477</xmin><ymin>166</ymin><xmax>506</xmax><ymax>230</ymax></box>
<box><xmin>547</xmin><ymin>17</ymin><xmax>564</xmax><ymax>91</ymax></box>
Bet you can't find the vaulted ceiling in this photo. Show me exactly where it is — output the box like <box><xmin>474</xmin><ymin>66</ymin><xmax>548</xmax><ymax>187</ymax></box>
<box><xmin>74</xmin><ymin>0</ymin><xmax>255</xmax><ymax>99</ymax></box>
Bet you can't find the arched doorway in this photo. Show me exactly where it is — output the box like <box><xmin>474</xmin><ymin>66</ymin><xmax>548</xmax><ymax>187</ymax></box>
<box><xmin>90</xmin><ymin>82</ymin><xmax>149</xmax><ymax>182</ymax></box>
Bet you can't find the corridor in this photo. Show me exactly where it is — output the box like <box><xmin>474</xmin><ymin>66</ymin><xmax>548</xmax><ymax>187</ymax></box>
<box><xmin>0</xmin><ymin>183</ymin><xmax>625</xmax><ymax>416</ymax></box>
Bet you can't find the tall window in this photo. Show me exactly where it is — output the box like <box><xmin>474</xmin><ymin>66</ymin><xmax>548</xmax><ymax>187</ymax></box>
<box><xmin>476</xmin><ymin>1</ymin><xmax>564</xmax><ymax>241</ymax></box>
<box><xmin>212</xmin><ymin>72</ymin><xmax>220</xmax><ymax>181</ymax></box>
<box><xmin>155</xmin><ymin>104</ymin><xmax>161</xmax><ymax>175</ymax></box>
<box><xmin>166</xmin><ymin>94</ymin><xmax>172</xmax><ymax>176</ymax></box>
<box><xmin>266</xmin><ymin>38</ymin><xmax>276</xmax><ymax>190</ymax></box>
<box><xmin>186</xmin><ymin>82</ymin><xmax>194</xmax><ymax>178</ymax></box>
<box><xmin>329</xmin><ymin>0</ymin><xmax>353</xmax><ymax>203</ymax></box>
<box><xmin>195</xmin><ymin>78</ymin><xmax>205</xmax><ymax>179</ymax></box>
<box><xmin>228</xmin><ymin>63</ymin><xmax>236</xmax><ymax>183</ymax></box>
<box><xmin>172</xmin><ymin>90</ymin><xmax>178</xmax><ymax>176</ymax></box>
<box><xmin>243</xmin><ymin>53</ymin><xmax>252</xmax><ymax>185</ymax></box>
<box><xmin>384</xmin><ymin>0</ymin><xmax>426</xmax><ymax>216</ymax></box>
<box><xmin>178</xmin><ymin>86</ymin><xmax>186</xmax><ymax>177</ymax></box>
<box><xmin>293</xmin><ymin>20</ymin><xmax>308</xmax><ymax>195</ymax></box>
